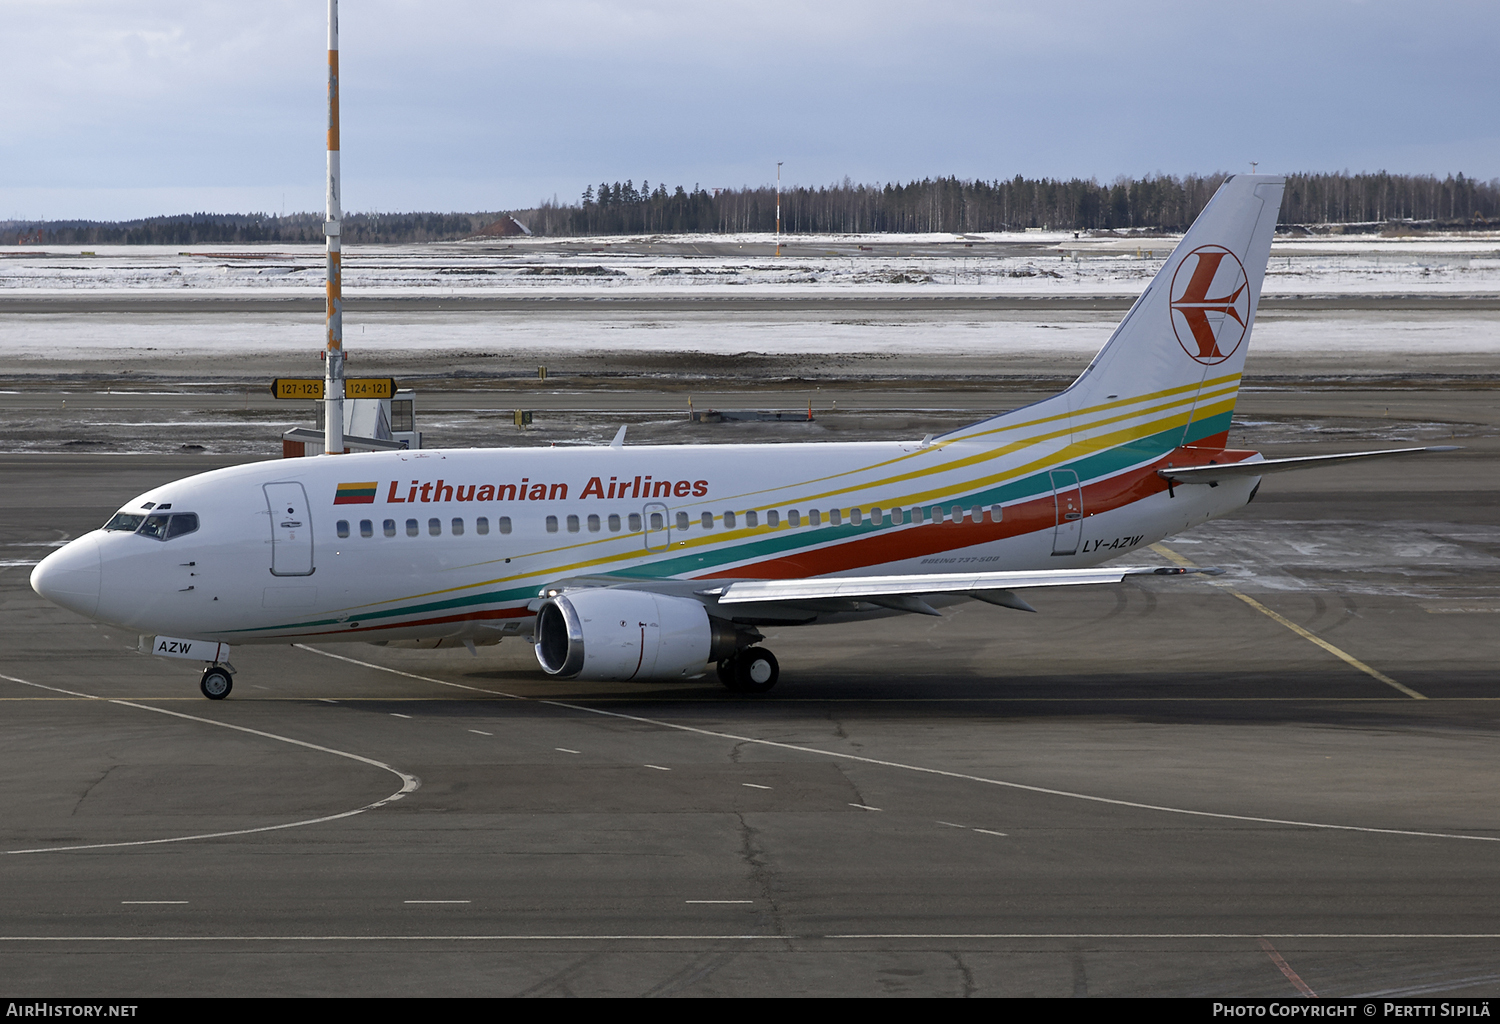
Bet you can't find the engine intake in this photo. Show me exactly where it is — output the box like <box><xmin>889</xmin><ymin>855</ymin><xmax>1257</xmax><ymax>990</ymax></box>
<box><xmin>534</xmin><ymin>589</ymin><xmax>738</xmax><ymax>681</ymax></box>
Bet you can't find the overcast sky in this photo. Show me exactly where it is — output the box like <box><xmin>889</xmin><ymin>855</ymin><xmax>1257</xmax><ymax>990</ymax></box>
<box><xmin>3</xmin><ymin>0</ymin><xmax>1496</xmax><ymax>221</ymax></box>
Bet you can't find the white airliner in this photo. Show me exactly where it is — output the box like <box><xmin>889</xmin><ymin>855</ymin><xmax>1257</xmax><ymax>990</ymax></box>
<box><xmin>30</xmin><ymin>175</ymin><xmax>1449</xmax><ymax>699</ymax></box>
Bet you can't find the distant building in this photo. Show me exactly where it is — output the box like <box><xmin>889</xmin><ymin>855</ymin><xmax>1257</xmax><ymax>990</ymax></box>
<box><xmin>478</xmin><ymin>215</ymin><xmax>532</xmax><ymax>237</ymax></box>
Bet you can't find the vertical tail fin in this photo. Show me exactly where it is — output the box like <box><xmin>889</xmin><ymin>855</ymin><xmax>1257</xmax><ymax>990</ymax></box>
<box><xmin>1067</xmin><ymin>174</ymin><xmax>1285</xmax><ymax>447</ymax></box>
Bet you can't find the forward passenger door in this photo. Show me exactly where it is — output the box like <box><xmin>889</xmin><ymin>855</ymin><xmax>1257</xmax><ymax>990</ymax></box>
<box><xmin>265</xmin><ymin>482</ymin><xmax>314</xmax><ymax>575</ymax></box>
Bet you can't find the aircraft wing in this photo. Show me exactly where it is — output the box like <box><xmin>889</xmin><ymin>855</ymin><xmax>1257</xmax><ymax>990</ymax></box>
<box><xmin>1159</xmin><ymin>445</ymin><xmax>1459</xmax><ymax>485</ymax></box>
<box><xmin>699</xmin><ymin>565</ymin><xmax>1221</xmax><ymax>615</ymax></box>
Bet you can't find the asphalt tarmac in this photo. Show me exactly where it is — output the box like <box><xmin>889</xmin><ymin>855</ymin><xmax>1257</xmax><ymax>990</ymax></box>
<box><xmin>2</xmin><ymin>383</ymin><xmax>1498</xmax><ymax>997</ymax></box>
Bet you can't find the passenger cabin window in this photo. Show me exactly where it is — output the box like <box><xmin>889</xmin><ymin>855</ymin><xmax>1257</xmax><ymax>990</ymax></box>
<box><xmin>850</xmin><ymin>508</ymin><xmax>863</xmax><ymax>526</ymax></box>
<box><xmin>788</xmin><ymin>510</ymin><xmax>802</xmax><ymax>528</ymax></box>
<box><xmin>700</xmin><ymin>511</ymin><xmax>713</xmax><ymax>530</ymax></box>
<box><xmin>567</xmin><ymin>515</ymin><xmax>580</xmax><ymax>533</ymax></box>
<box><xmin>649</xmin><ymin>512</ymin><xmax>664</xmax><ymax>530</ymax></box>
<box><xmin>476</xmin><ymin>517</ymin><xmax>489</xmax><ymax>535</ymax></box>
<box><xmin>336</xmin><ymin>520</ymin><xmax>350</xmax><ymax>538</ymax></box>
<box><xmin>360</xmin><ymin>519</ymin><xmax>373</xmax><ymax>538</ymax></box>
<box><xmin>545</xmin><ymin>516</ymin><xmax>559</xmax><ymax>533</ymax></box>
<box><xmin>384</xmin><ymin>519</ymin><xmax>396</xmax><ymax>537</ymax></box>
<box><xmin>745</xmin><ymin>511</ymin><xmax>759</xmax><ymax>528</ymax></box>
<box><xmin>451</xmin><ymin>518</ymin><xmax>464</xmax><ymax>536</ymax></box>
<box><xmin>809</xmin><ymin>509</ymin><xmax>822</xmax><ymax>526</ymax></box>
<box><xmin>406</xmin><ymin>519</ymin><xmax>419</xmax><ymax>537</ymax></box>
<box><xmin>608</xmin><ymin>513</ymin><xmax>621</xmax><ymax>532</ymax></box>
<box><xmin>723</xmin><ymin>511</ymin><xmax>737</xmax><ymax>529</ymax></box>
<box><xmin>766</xmin><ymin>510</ymin><xmax>780</xmax><ymax>528</ymax></box>
<box><xmin>587</xmin><ymin>514</ymin><xmax>601</xmax><ymax>533</ymax></box>
<box><xmin>498</xmin><ymin>516</ymin><xmax>512</xmax><ymax>534</ymax></box>
<box><xmin>676</xmin><ymin>511</ymin><xmax>689</xmax><ymax>531</ymax></box>
<box><xmin>628</xmin><ymin>513</ymin><xmax>642</xmax><ymax>532</ymax></box>
<box><xmin>428</xmin><ymin>518</ymin><xmax>442</xmax><ymax>536</ymax></box>
<box><xmin>830</xmin><ymin>509</ymin><xmax>843</xmax><ymax>526</ymax></box>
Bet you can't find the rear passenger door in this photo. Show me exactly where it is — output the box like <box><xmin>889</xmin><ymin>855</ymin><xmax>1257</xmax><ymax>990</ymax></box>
<box><xmin>1049</xmin><ymin>470</ymin><xmax>1083</xmax><ymax>556</ymax></box>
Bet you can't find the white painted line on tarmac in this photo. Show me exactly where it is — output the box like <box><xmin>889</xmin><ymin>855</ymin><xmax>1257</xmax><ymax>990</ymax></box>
<box><xmin>555</xmin><ymin>748</ymin><xmax>580</xmax><ymax>754</ymax></box>
<box><xmin>6</xmin><ymin>932</ymin><xmax>1500</xmax><ymax>943</ymax></box>
<box><xmin>121</xmin><ymin>901</ymin><xmax>188</xmax><ymax>905</ymax></box>
<box><xmin>849</xmin><ymin>803</ymin><xmax>882</xmax><ymax>811</ymax></box>
<box><xmin>404</xmin><ymin>901</ymin><xmax>471</xmax><ymax>905</ymax></box>
<box><xmin>0</xmin><ymin>672</ymin><xmax>420</xmax><ymax>856</ymax></box>
<box><xmin>685</xmin><ymin>900</ymin><xmax>754</xmax><ymax>904</ymax></box>
<box><xmin>0</xmin><ymin>934</ymin><xmax>783</xmax><ymax>942</ymax></box>
<box><xmin>293</xmin><ymin>646</ymin><xmax>525</xmax><ymax>698</ymax></box>
<box><xmin>644</xmin><ymin>764</ymin><xmax>671</xmax><ymax>771</ymax></box>
<box><xmin>390</xmin><ymin>713</ymin><xmax>411</xmax><ymax>719</ymax></box>
<box><xmin>318</xmin><ymin>698</ymin><xmax>339</xmax><ymax>704</ymax></box>
<box><xmin>936</xmin><ymin>820</ymin><xmax>1005</xmax><ymax>836</ymax></box>
<box><xmin>741</xmin><ymin>783</ymin><xmax>772</xmax><ymax>790</ymax></box>
<box><xmin>292</xmin><ymin>648</ymin><xmax>1500</xmax><ymax>845</ymax></box>
<box><xmin>468</xmin><ymin>729</ymin><xmax>492</xmax><ymax>736</ymax></box>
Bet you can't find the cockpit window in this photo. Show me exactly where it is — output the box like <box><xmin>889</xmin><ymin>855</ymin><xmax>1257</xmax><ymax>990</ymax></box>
<box><xmin>127</xmin><ymin>512</ymin><xmax>199</xmax><ymax>541</ymax></box>
<box><xmin>165</xmin><ymin>513</ymin><xmax>199</xmax><ymax>539</ymax></box>
<box><xmin>104</xmin><ymin>513</ymin><xmax>145</xmax><ymax>532</ymax></box>
<box><xmin>139</xmin><ymin>514</ymin><xmax>172</xmax><ymax>539</ymax></box>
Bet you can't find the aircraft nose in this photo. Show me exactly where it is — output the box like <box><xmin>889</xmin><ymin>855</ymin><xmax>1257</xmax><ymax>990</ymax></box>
<box><xmin>31</xmin><ymin>535</ymin><xmax>101</xmax><ymax>619</ymax></box>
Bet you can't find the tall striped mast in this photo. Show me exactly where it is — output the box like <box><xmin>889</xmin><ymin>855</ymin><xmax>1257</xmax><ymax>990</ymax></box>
<box><xmin>322</xmin><ymin>0</ymin><xmax>344</xmax><ymax>454</ymax></box>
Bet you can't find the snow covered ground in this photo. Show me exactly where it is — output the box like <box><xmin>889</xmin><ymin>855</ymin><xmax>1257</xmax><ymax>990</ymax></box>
<box><xmin>2</xmin><ymin>308</ymin><xmax>1493</xmax><ymax>374</ymax></box>
<box><xmin>2</xmin><ymin>234</ymin><xmax>1496</xmax><ymax>377</ymax></box>
<box><xmin>2</xmin><ymin>232</ymin><xmax>1499</xmax><ymax>299</ymax></box>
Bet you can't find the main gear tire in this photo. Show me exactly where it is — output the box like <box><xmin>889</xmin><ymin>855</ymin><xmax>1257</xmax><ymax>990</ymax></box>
<box><xmin>732</xmin><ymin>647</ymin><xmax>779</xmax><ymax>694</ymax></box>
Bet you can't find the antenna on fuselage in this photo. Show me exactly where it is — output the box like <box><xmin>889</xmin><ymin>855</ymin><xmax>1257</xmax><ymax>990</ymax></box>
<box><xmin>322</xmin><ymin>0</ymin><xmax>345</xmax><ymax>455</ymax></box>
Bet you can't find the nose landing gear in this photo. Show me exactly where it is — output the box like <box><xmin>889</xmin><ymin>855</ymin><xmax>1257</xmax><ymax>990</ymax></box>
<box><xmin>717</xmin><ymin>646</ymin><xmax>779</xmax><ymax>694</ymax></box>
<box><xmin>200</xmin><ymin>665</ymin><xmax>233</xmax><ymax>700</ymax></box>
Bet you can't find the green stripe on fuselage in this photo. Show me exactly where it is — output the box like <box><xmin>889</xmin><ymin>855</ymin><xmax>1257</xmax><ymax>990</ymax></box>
<box><xmin>237</xmin><ymin>410</ymin><xmax>1233</xmax><ymax>633</ymax></box>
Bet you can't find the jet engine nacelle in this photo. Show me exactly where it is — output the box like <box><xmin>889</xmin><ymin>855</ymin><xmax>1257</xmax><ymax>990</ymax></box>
<box><xmin>534</xmin><ymin>589</ymin><xmax>736</xmax><ymax>681</ymax></box>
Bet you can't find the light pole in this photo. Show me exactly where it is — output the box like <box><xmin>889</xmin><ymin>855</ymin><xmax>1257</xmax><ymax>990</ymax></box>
<box><xmin>775</xmin><ymin>161</ymin><xmax>783</xmax><ymax>256</ymax></box>
<box><xmin>323</xmin><ymin>0</ymin><xmax>344</xmax><ymax>454</ymax></box>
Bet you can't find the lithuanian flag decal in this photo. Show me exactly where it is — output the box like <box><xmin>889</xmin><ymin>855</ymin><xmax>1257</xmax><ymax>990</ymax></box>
<box><xmin>334</xmin><ymin>481</ymin><xmax>378</xmax><ymax>505</ymax></box>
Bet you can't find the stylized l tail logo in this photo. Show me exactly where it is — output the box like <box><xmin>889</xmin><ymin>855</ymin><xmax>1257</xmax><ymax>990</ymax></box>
<box><xmin>1169</xmin><ymin>245</ymin><xmax>1251</xmax><ymax>365</ymax></box>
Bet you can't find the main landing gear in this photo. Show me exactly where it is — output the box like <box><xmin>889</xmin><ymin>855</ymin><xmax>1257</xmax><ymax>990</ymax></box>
<box><xmin>717</xmin><ymin>647</ymin><xmax>779</xmax><ymax>694</ymax></box>
<box><xmin>200</xmin><ymin>665</ymin><xmax>233</xmax><ymax>700</ymax></box>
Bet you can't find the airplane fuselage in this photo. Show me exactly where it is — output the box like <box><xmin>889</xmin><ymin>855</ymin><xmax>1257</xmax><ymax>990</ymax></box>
<box><xmin>56</xmin><ymin>435</ymin><xmax>1256</xmax><ymax>647</ymax></box>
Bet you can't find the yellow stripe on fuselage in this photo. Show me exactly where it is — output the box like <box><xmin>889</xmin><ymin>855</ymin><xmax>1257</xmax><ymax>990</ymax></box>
<box><xmin>327</xmin><ymin>376</ymin><xmax>1244</xmax><ymax>614</ymax></box>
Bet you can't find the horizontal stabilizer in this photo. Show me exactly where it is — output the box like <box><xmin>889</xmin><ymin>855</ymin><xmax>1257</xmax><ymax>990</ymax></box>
<box><xmin>707</xmin><ymin>565</ymin><xmax>1221</xmax><ymax>606</ymax></box>
<box><xmin>1159</xmin><ymin>446</ymin><xmax>1460</xmax><ymax>485</ymax></box>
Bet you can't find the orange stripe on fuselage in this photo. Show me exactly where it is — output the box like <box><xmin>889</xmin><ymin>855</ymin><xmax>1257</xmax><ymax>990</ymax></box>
<box><xmin>696</xmin><ymin>446</ymin><xmax>1257</xmax><ymax>580</ymax></box>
